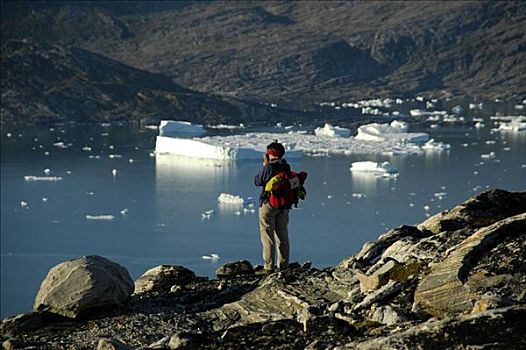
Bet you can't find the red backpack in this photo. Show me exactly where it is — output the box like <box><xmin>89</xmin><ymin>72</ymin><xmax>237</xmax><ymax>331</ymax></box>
<box><xmin>265</xmin><ymin>171</ymin><xmax>308</xmax><ymax>209</ymax></box>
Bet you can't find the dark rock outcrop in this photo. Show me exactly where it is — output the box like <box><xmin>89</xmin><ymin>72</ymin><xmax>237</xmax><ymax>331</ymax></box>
<box><xmin>1</xmin><ymin>189</ymin><xmax>524</xmax><ymax>349</ymax></box>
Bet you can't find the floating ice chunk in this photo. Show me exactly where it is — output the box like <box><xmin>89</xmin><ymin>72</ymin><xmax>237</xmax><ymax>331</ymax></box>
<box><xmin>350</xmin><ymin>161</ymin><xmax>398</xmax><ymax>174</ymax></box>
<box><xmin>201</xmin><ymin>210</ymin><xmax>214</xmax><ymax>220</ymax></box>
<box><xmin>434</xmin><ymin>192</ymin><xmax>447</xmax><ymax>200</ymax></box>
<box><xmin>423</xmin><ymin>205</ymin><xmax>431</xmax><ymax>211</ymax></box>
<box><xmin>475</xmin><ymin>122</ymin><xmax>485</xmax><ymax>129</ymax></box>
<box><xmin>234</xmin><ymin>211</ymin><xmax>242</xmax><ymax>216</ymax></box>
<box><xmin>53</xmin><ymin>142</ymin><xmax>69</xmax><ymax>149</ymax></box>
<box><xmin>109</xmin><ymin>154</ymin><xmax>122</xmax><ymax>159</ymax></box>
<box><xmin>86</xmin><ymin>215</ymin><xmax>115</xmax><ymax>221</ymax></box>
<box><xmin>351</xmin><ymin>193</ymin><xmax>366</xmax><ymax>198</ymax></box>
<box><xmin>515</xmin><ymin>105</ymin><xmax>524</xmax><ymax>110</ymax></box>
<box><xmin>20</xmin><ymin>201</ymin><xmax>28</xmax><ymax>209</ymax></box>
<box><xmin>202</xmin><ymin>253</ymin><xmax>221</xmax><ymax>261</ymax></box>
<box><xmin>410</xmin><ymin>109</ymin><xmax>447</xmax><ymax>117</ymax></box>
<box><xmin>243</xmin><ymin>208</ymin><xmax>256</xmax><ymax>214</ymax></box>
<box><xmin>6</xmin><ymin>133</ymin><xmax>12</xmax><ymax>137</ymax></box>
<box><xmin>86</xmin><ymin>191</ymin><xmax>95</xmax><ymax>196</ymax></box>
<box><xmin>314</xmin><ymin>123</ymin><xmax>351</xmax><ymax>137</ymax></box>
<box><xmin>44</xmin><ymin>151</ymin><xmax>50</xmax><ymax>156</ymax></box>
<box><xmin>145</xmin><ymin>125</ymin><xmax>159</xmax><ymax>130</ymax></box>
<box><xmin>112</xmin><ymin>169</ymin><xmax>118</xmax><ymax>177</ymax></box>
<box><xmin>42</xmin><ymin>197</ymin><xmax>48</xmax><ymax>203</ymax></box>
<box><xmin>43</xmin><ymin>168</ymin><xmax>51</xmax><ymax>175</ymax></box>
<box><xmin>218</xmin><ymin>193</ymin><xmax>244</xmax><ymax>204</ymax></box>
<box><xmin>128</xmin><ymin>159</ymin><xmax>134</xmax><ymax>163</ymax></box>
<box><xmin>159</xmin><ymin>120</ymin><xmax>206</xmax><ymax>137</ymax></box>
<box><xmin>82</xmin><ymin>146</ymin><xmax>92</xmax><ymax>152</ymax></box>
<box><xmin>422</xmin><ymin>139</ymin><xmax>451</xmax><ymax>151</ymax></box>
<box><xmin>485</xmin><ymin>140</ymin><xmax>496</xmax><ymax>145</ymax></box>
<box><xmin>327</xmin><ymin>195</ymin><xmax>334</xmax><ymax>199</ymax></box>
<box><xmin>24</xmin><ymin>176</ymin><xmax>63</xmax><ymax>181</ymax></box>
<box><xmin>452</xmin><ymin>105</ymin><xmax>463</xmax><ymax>114</ymax></box>
<box><xmin>481</xmin><ymin>152</ymin><xmax>496</xmax><ymax>159</ymax></box>
<box><xmin>120</xmin><ymin>208</ymin><xmax>129</xmax><ymax>215</ymax></box>
<box><xmin>355</xmin><ymin>120</ymin><xmax>429</xmax><ymax>143</ymax></box>
<box><xmin>207</xmin><ymin>124</ymin><xmax>245</xmax><ymax>130</ymax></box>
<box><xmin>497</xmin><ymin>117</ymin><xmax>526</xmax><ymax>132</ymax></box>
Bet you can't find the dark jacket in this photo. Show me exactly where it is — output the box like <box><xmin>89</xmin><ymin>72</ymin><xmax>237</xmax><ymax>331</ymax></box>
<box><xmin>254</xmin><ymin>158</ymin><xmax>291</xmax><ymax>207</ymax></box>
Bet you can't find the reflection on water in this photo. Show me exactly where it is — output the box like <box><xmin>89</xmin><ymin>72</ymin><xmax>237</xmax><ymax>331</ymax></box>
<box><xmin>350</xmin><ymin>172</ymin><xmax>398</xmax><ymax>195</ymax></box>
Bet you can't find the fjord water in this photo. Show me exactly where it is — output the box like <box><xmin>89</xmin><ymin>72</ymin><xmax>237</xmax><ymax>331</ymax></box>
<box><xmin>1</xmin><ymin>122</ymin><xmax>525</xmax><ymax>318</ymax></box>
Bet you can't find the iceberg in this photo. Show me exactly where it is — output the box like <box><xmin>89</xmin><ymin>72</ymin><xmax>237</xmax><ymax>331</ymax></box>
<box><xmin>355</xmin><ymin>120</ymin><xmax>429</xmax><ymax>143</ymax></box>
<box><xmin>155</xmin><ymin>120</ymin><xmax>443</xmax><ymax>160</ymax></box>
<box><xmin>314</xmin><ymin>123</ymin><xmax>351</xmax><ymax>137</ymax></box>
<box><xmin>85</xmin><ymin>215</ymin><xmax>115</xmax><ymax>221</ymax></box>
<box><xmin>159</xmin><ymin>120</ymin><xmax>206</xmax><ymax>137</ymax></box>
<box><xmin>350</xmin><ymin>161</ymin><xmax>398</xmax><ymax>174</ymax></box>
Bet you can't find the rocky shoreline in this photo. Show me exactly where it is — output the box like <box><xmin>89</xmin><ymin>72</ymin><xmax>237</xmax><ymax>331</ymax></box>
<box><xmin>1</xmin><ymin>189</ymin><xmax>525</xmax><ymax>350</ymax></box>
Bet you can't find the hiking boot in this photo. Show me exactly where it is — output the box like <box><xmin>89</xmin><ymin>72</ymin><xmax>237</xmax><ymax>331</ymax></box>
<box><xmin>255</xmin><ymin>268</ymin><xmax>274</xmax><ymax>276</ymax></box>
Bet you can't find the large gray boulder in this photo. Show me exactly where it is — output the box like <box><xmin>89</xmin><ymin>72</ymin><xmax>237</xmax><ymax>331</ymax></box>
<box><xmin>33</xmin><ymin>255</ymin><xmax>134</xmax><ymax>318</ymax></box>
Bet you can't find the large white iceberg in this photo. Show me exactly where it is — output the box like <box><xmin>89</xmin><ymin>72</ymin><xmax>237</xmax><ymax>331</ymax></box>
<box><xmin>159</xmin><ymin>120</ymin><xmax>206</xmax><ymax>137</ymax></box>
<box><xmin>350</xmin><ymin>161</ymin><xmax>398</xmax><ymax>174</ymax></box>
<box><xmin>355</xmin><ymin>120</ymin><xmax>429</xmax><ymax>143</ymax></box>
<box><xmin>155</xmin><ymin>120</ymin><xmax>441</xmax><ymax>160</ymax></box>
<box><xmin>314</xmin><ymin>123</ymin><xmax>351</xmax><ymax>137</ymax></box>
<box><xmin>218</xmin><ymin>193</ymin><xmax>244</xmax><ymax>204</ymax></box>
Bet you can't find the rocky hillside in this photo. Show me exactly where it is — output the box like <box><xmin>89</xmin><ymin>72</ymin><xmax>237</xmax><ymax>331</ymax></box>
<box><xmin>2</xmin><ymin>1</ymin><xmax>525</xmax><ymax>108</ymax></box>
<box><xmin>0</xmin><ymin>41</ymin><xmax>241</xmax><ymax>124</ymax></box>
<box><xmin>1</xmin><ymin>189</ymin><xmax>525</xmax><ymax>349</ymax></box>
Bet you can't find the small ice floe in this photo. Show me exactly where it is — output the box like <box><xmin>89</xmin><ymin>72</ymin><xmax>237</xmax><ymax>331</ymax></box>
<box><xmin>485</xmin><ymin>140</ymin><xmax>496</xmax><ymax>145</ymax></box>
<box><xmin>86</xmin><ymin>215</ymin><xmax>115</xmax><ymax>221</ymax></box>
<box><xmin>243</xmin><ymin>208</ymin><xmax>256</xmax><ymax>214</ymax></box>
<box><xmin>101</xmin><ymin>133</ymin><xmax>110</xmax><ymax>137</ymax></box>
<box><xmin>503</xmin><ymin>147</ymin><xmax>511</xmax><ymax>151</ymax></box>
<box><xmin>351</xmin><ymin>193</ymin><xmax>366</xmax><ymax>198</ymax></box>
<box><xmin>6</xmin><ymin>133</ymin><xmax>12</xmax><ymax>138</ymax></box>
<box><xmin>475</xmin><ymin>122</ymin><xmax>485</xmax><ymax>129</ymax></box>
<box><xmin>109</xmin><ymin>154</ymin><xmax>122</xmax><ymax>159</ymax></box>
<box><xmin>350</xmin><ymin>161</ymin><xmax>398</xmax><ymax>174</ymax></box>
<box><xmin>44</xmin><ymin>151</ymin><xmax>50</xmax><ymax>156</ymax></box>
<box><xmin>202</xmin><ymin>253</ymin><xmax>221</xmax><ymax>261</ymax></box>
<box><xmin>53</xmin><ymin>142</ymin><xmax>69</xmax><ymax>149</ymax></box>
<box><xmin>423</xmin><ymin>205</ymin><xmax>431</xmax><ymax>211</ymax></box>
<box><xmin>42</xmin><ymin>197</ymin><xmax>48</xmax><ymax>203</ymax></box>
<box><xmin>201</xmin><ymin>210</ymin><xmax>214</xmax><ymax>220</ymax></box>
<box><xmin>145</xmin><ymin>125</ymin><xmax>159</xmax><ymax>130</ymax></box>
<box><xmin>149</xmin><ymin>152</ymin><xmax>156</xmax><ymax>158</ymax></box>
<box><xmin>86</xmin><ymin>191</ymin><xmax>95</xmax><ymax>196</ymax></box>
<box><xmin>82</xmin><ymin>146</ymin><xmax>92</xmax><ymax>152</ymax></box>
<box><xmin>218</xmin><ymin>193</ymin><xmax>244</xmax><ymax>204</ymax></box>
<box><xmin>314</xmin><ymin>123</ymin><xmax>351</xmax><ymax>137</ymax></box>
<box><xmin>66</xmin><ymin>170</ymin><xmax>72</xmax><ymax>175</ymax></box>
<box><xmin>422</xmin><ymin>139</ymin><xmax>451</xmax><ymax>151</ymax></box>
<box><xmin>112</xmin><ymin>169</ymin><xmax>118</xmax><ymax>177</ymax></box>
<box><xmin>24</xmin><ymin>176</ymin><xmax>63</xmax><ymax>181</ymax></box>
<box><xmin>128</xmin><ymin>159</ymin><xmax>134</xmax><ymax>163</ymax></box>
<box><xmin>481</xmin><ymin>152</ymin><xmax>496</xmax><ymax>159</ymax></box>
<box><xmin>434</xmin><ymin>192</ymin><xmax>447</xmax><ymax>200</ymax></box>
<box><xmin>20</xmin><ymin>201</ymin><xmax>29</xmax><ymax>209</ymax></box>
<box><xmin>234</xmin><ymin>211</ymin><xmax>242</xmax><ymax>216</ymax></box>
<box><xmin>521</xmin><ymin>164</ymin><xmax>526</xmax><ymax>168</ymax></box>
<box><xmin>452</xmin><ymin>105</ymin><xmax>463</xmax><ymax>114</ymax></box>
<box><xmin>327</xmin><ymin>195</ymin><xmax>334</xmax><ymax>199</ymax></box>
<box><xmin>120</xmin><ymin>208</ymin><xmax>129</xmax><ymax>215</ymax></box>
<box><xmin>108</xmin><ymin>145</ymin><xmax>115</xmax><ymax>150</ymax></box>
<box><xmin>44</xmin><ymin>168</ymin><xmax>51</xmax><ymax>175</ymax></box>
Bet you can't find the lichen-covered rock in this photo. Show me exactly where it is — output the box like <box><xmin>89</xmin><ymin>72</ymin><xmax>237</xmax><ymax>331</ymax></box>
<box><xmin>33</xmin><ymin>255</ymin><xmax>134</xmax><ymax>318</ymax></box>
<box><xmin>134</xmin><ymin>265</ymin><xmax>196</xmax><ymax>294</ymax></box>
<box><xmin>215</xmin><ymin>260</ymin><xmax>254</xmax><ymax>278</ymax></box>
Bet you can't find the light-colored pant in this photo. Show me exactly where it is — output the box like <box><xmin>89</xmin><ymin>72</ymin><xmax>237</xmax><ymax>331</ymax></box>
<box><xmin>259</xmin><ymin>202</ymin><xmax>289</xmax><ymax>270</ymax></box>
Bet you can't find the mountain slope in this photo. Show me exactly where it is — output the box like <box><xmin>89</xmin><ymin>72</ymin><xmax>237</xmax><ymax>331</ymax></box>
<box><xmin>2</xmin><ymin>1</ymin><xmax>524</xmax><ymax>106</ymax></box>
<box><xmin>0</xmin><ymin>41</ymin><xmax>241</xmax><ymax>124</ymax></box>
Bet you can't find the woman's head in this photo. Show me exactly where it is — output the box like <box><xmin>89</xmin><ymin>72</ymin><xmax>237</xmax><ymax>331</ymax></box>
<box><xmin>266</xmin><ymin>141</ymin><xmax>285</xmax><ymax>159</ymax></box>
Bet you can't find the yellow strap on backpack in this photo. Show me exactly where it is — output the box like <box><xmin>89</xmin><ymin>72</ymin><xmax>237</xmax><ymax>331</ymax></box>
<box><xmin>265</xmin><ymin>174</ymin><xmax>284</xmax><ymax>192</ymax></box>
